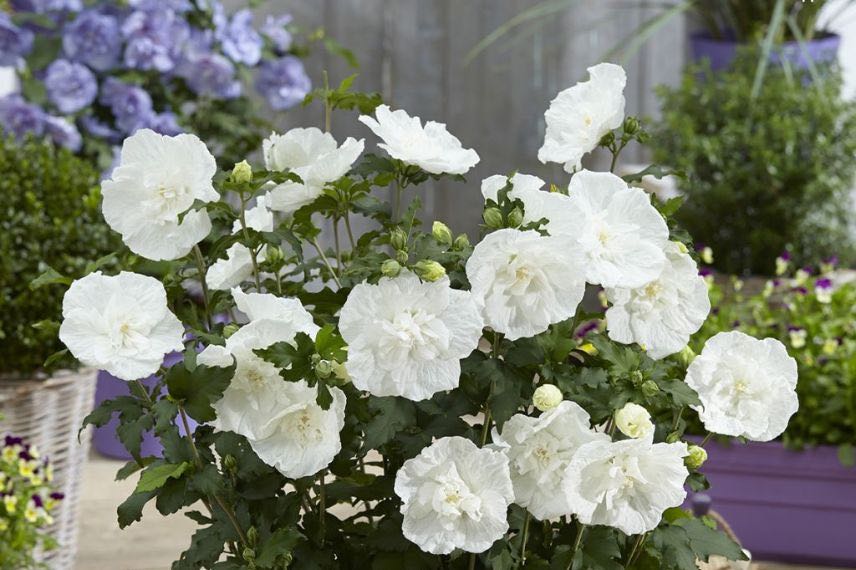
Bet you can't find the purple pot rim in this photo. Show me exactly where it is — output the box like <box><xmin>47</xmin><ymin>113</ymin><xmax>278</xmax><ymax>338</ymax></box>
<box><xmin>689</xmin><ymin>31</ymin><xmax>841</xmax><ymax>48</ymax></box>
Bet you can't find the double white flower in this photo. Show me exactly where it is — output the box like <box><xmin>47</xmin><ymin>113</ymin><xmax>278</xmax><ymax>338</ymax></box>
<box><xmin>206</xmin><ymin>243</ymin><xmax>268</xmax><ymax>291</ymax></box>
<box><xmin>102</xmin><ymin>129</ymin><xmax>219</xmax><ymax>261</ymax></box>
<box><xmin>339</xmin><ymin>273</ymin><xmax>483</xmax><ymax>401</ymax></box>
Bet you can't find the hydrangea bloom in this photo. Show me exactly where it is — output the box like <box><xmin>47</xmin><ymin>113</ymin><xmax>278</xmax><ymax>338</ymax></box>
<box><xmin>263</xmin><ymin>128</ymin><xmax>364</xmax><ymax>215</ymax></box>
<box><xmin>605</xmin><ymin>242</ymin><xmax>710</xmax><ymax>359</ymax></box>
<box><xmin>685</xmin><ymin>331</ymin><xmax>798</xmax><ymax>441</ymax></box>
<box><xmin>44</xmin><ymin>115</ymin><xmax>82</xmax><ymax>151</ymax></box>
<box><xmin>339</xmin><ymin>273</ymin><xmax>483</xmax><ymax>400</ymax></box>
<box><xmin>101</xmin><ymin>129</ymin><xmax>218</xmax><ymax>260</ymax></box>
<box><xmin>62</xmin><ymin>9</ymin><xmax>121</xmax><ymax>71</ymax></box>
<box><xmin>179</xmin><ymin>51</ymin><xmax>242</xmax><ymax>99</ymax></box>
<box><xmin>359</xmin><ymin>105</ymin><xmax>479</xmax><ymax>175</ymax></box>
<box><xmin>0</xmin><ymin>13</ymin><xmax>34</xmax><ymax>66</ymax></box>
<box><xmin>218</xmin><ymin>9</ymin><xmax>262</xmax><ymax>66</ymax></box>
<box><xmin>255</xmin><ymin>56</ymin><xmax>311</xmax><ymax>110</ymax></box>
<box><xmin>44</xmin><ymin>59</ymin><xmax>97</xmax><ymax>114</ymax></box>
<box><xmin>261</xmin><ymin>14</ymin><xmax>293</xmax><ymax>53</ymax></box>
<box><xmin>146</xmin><ymin>111</ymin><xmax>183</xmax><ymax>136</ymax></box>
<box><xmin>546</xmin><ymin>170</ymin><xmax>669</xmax><ymax>289</ymax></box>
<box><xmin>492</xmin><ymin>401</ymin><xmax>608</xmax><ymax>521</ymax></box>
<box><xmin>121</xmin><ymin>8</ymin><xmax>190</xmax><ymax>72</ymax></box>
<box><xmin>465</xmin><ymin>229</ymin><xmax>585</xmax><ymax>340</ymax></box>
<box><xmin>100</xmin><ymin>78</ymin><xmax>155</xmax><ymax>134</ymax></box>
<box><xmin>248</xmin><ymin>380</ymin><xmax>346</xmax><ymax>479</ymax></box>
<box><xmin>538</xmin><ymin>63</ymin><xmax>626</xmax><ymax>172</ymax></box>
<box><xmin>0</xmin><ymin>96</ymin><xmax>45</xmax><ymax>138</ymax></box>
<box><xmin>206</xmin><ymin>243</ymin><xmax>266</xmax><ymax>291</ymax></box>
<box><xmin>59</xmin><ymin>271</ymin><xmax>184</xmax><ymax>381</ymax></box>
<box><xmin>394</xmin><ymin>437</ymin><xmax>514</xmax><ymax>555</ymax></box>
<box><xmin>563</xmin><ymin>437</ymin><xmax>689</xmax><ymax>535</ymax></box>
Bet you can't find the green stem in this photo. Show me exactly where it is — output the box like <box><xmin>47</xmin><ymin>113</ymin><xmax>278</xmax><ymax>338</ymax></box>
<box><xmin>468</xmin><ymin>553</ymin><xmax>478</xmax><ymax>570</ymax></box>
<box><xmin>700</xmin><ymin>432</ymin><xmax>714</xmax><ymax>447</ymax></box>
<box><xmin>566</xmin><ymin>522</ymin><xmax>586</xmax><ymax>570</ymax></box>
<box><xmin>519</xmin><ymin>511</ymin><xmax>531</xmax><ymax>568</ymax></box>
<box><xmin>192</xmin><ymin>245</ymin><xmax>213</xmax><ymax>330</ymax></box>
<box><xmin>344</xmin><ymin>211</ymin><xmax>357</xmax><ymax>249</ymax></box>
<box><xmin>310</xmin><ymin>237</ymin><xmax>342</xmax><ymax>289</ymax></box>
<box><xmin>318</xmin><ymin>470</ymin><xmax>327</xmax><ymax>547</ymax></box>
<box><xmin>332</xmin><ymin>217</ymin><xmax>343</xmax><ymax>269</ymax></box>
<box><xmin>238</xmin><ymin>196</ymin><xmax>262</xmax><ymax>291</ymax></box>
<box><xmin>322</xmin><ymin>70</ymin><xmax>331</xmax><ymax>133</ymax></box>
<box><xmin>132</xmin><ymin>380</ymin><xmax>153</xmax><ymax>406</ymax></box>
<box><xmin>626</xmin><ymin>533</ymin><xmax>647</xmax><ymax>566</ymax></box>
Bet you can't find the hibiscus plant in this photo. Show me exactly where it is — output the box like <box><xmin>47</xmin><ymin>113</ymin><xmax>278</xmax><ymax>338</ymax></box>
<box><xmin>50</xmin><ymin>64</ymin><xmax>799</xmax><ymax>569</ymax></box>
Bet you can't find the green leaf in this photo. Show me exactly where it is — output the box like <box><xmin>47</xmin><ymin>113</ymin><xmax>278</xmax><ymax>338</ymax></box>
<box><xmin>363</xmin><ymin>397</ymin><xmax>416</xmax><ymax>450</ymax></box>
<box><xmin>30</xmin><ymin>266</ymin><xmax>71</xmax><ymax>289</ymax></box>
<box><xmin>255</xmin><ymin>528</ymin><xmax>304</xmax><ymax>568</ymax></box>
<box><xmin>117</xmin><ymin>490</ymin><xmax>156</xmax><ymax>529</ymax></box>
<box><xmin>314</xmin><ymin>324</ymin><xmax>346</xmax><ymax>361</ymax></box>
<box><xmin>255</xmin><ymin>333</ymin><xmax>315</xmax><ymax>383</ymax></box>
<box><xmin>135</xmin><ymin>461</ymin><xmax>191</xmax><ymax>493</ymax></box>
<box><xmin>166</xmin><ymin>361</ymin><xmax>236</xmax><ymax>422</ymax></box>
<box><xmin>675</xmin><ymin>518</ymin><xmax>747</xmax><ymax>562</ymax></box>
<box><xmin>116</xmin><ymin>458</ymin><xmax>153</xmax><ymax>481</ymax></box>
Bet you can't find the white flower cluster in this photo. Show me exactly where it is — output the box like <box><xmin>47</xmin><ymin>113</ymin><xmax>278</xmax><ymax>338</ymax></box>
<box><xmin>58</xmin><ymin>60</ymin><xmax>800</xmax><ymax>559</ymax></box>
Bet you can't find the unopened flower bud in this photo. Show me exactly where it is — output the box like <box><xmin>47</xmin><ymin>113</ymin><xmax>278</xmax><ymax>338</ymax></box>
<box><xmin>453</xmin><ymin>233</ymin><xmax>470</xmax><ymax>251</ymax></box>
<box><xmin>315</xmin><ymin>359</ymin><xmax>333</xmax><ymax>379</ymax></box>
<box><xmin>665</xmin><ymin>431</ymin><xmax>681</xmax><ymax>444</ymax></box>
<box><xmin>242</xmin><ymin>547</ymin><xmax>255</xmax><ymax>562</ymax></box>
<box><xmin>381</xmin><ymin>259</ymin><xmax>401</xmax><ymax>277</ymax></box>
<box><xmin>432</xmin><ymin>221</ymin><xmax>453</xmax><ymax>246</ymax></box>
<box><xmin>614</xmin><ymin>402</ymin><xmax>654</xmax><ymax>439</ymax></box>
<box><xmin>641</xmin><ymin>380</ymin><xmax>660</xmax><ymax>398</ymax></box>
<box><xmin>623</xmin><ymin>116</ymin><xmax>640</xmax><ymax>135</ymax></box>
<box><xmin>223</xmin><ymin>323</ymin><xmax>240</xmax><ymax>338</ymax></box>
<box><xmin>230</xmin><ymin>160</ymin><xmax>253</xmax><ymax>184</ymax></box>
<box><xmin>264</xmin><ymin>245</ymin><xmax>285</xmax><ymax>265</ymax></box>
<box><xmin>332</xmin><ymin>361</ymin><xmax>350</xmax><ymax>382</ymax></box>
<box><xmin>390</xmin><ymin>227</ymin><xmax>408</xmax><ymax>251</ymax></box>
<box><xmin>507</xmin><ymin>207</ymin><xmax>524</xmax><ymax>227</ymax></box>
<box><xmin>395</xmin><ymin>249</ymin><xmax>409</xmax><ymax>265</ymax></box>
<box><xmin>678</xmin><ymin>345</ymin><xmax>696</xmax><ymax>366</ymax></box>
<box><xmin>700</xmin><ymin>246</ymin><xmax>714</xmax><ymax>265</ymax></box>
<box><xmin>533</xmin><ymin>384</ymin><xmax>563</xmax><ymax>412</ymax></box>
<box><xmin>223</xmin><ymin>454</ymin><xmax>238</xmax><ymax>472</ymax></box>
<box><xmin>414</xmin><ymin>260</ymin><xmax>446</xmax><ymax>282</ymax></box>
<box><xmin>247</xmin><ymin>526</ymin><xmax>258</xmax><ymax>546</ymax></box>
<box><xmin>483</xmin><ymin>207</ymin><xmax>503</xmax><ymax>229</ymax></box>
<box><xmin>676</xmin><ymin>241</ymin><xmax>688</xmax><ymax>254</ymax></box>
<box><xmin>599</xmin><ymin>130</ymin><xmax>615</xmax><ymax>147</ymax></box>
<box><xmin>630</xmin><ymin>370</ymin><xmax>644</xmax><ymax>385</ymax></box>
<box><xmin>685</xmin><ymin>445</ymin><xmax>708</xmax><ymax>469</ymax></box>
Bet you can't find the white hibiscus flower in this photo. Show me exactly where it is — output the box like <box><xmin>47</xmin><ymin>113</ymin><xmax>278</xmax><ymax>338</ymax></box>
<box><xmin>205</xmin><ymin>243</ymin><xmax>267</xmax><ymax>291</ymax></box>
<box><xmin>465</xmin><ymin>229</ymin><xmax>585</xmax><ymax>341</ymax></box>
<box><xmin>358</xmin><ymin>104</ymin><xmax>479</xmax><ymax>175</ymax></box>
<box><xmin>685</xmin><ymin>331</ymin><xmax>798</xmax><ymax>441</ymax></box>
<box><xmin>538</xmin><ymin>62</ymin><xmax>626</xmax><ymax>173</ymax></box>
<box><xmin>101</xmin><ymin>129</ymin><xmax>218</xmax><ymax>261</ymax></box>
<box><xmin>249</xmin><ymin>380</ymin><xmax>346</xmax><ymax>479</ymax></box>
<box><xmin>232</xmin><ymin>194</ymin><xmax>274</xmax><ymax>234</ymax></box>
<box><xmin>563</xmin><ymin>437</ymin><xmax>689</xmax><ymax>535</ymax></box>
<box><xmin>59</xmin><ymin>271</ymin><xmax>184</xmax><ymax>381</ymax></box>
<box><xmin>263</xmin><ymin>128</ymin><xmax>364</xmax><ymax>214</ymax></box>
<box><xmin>546</xmin><ymin>170</ymin><xmax>668</xmax><ymax>289</ymax></box>
<box><xmin>491</xmin><ymin>401</ymin><xmax>608</xmax><ymax>521</ymax></box>
<box><xmin>394</xmin><ymin>436</ymin><xmax>514</xmax><ymax>555</ymax></box>
<box><xmin>605</xmin><ymin>242</ymin><xmax>710</xmax><ymax>358</ymax></box>
<box><xmin>339</xmin><ymin>272</ymin><xmax>482</xmax><ymax>401</ymax></box>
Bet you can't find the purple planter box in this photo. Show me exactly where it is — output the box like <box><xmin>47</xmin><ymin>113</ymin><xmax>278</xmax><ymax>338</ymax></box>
<box><xmin>690</xmin><ymin>439</ymin><xmax>856</xmax><ymax>566</ymax></box>
<box><xmin>689</xmin><ymin>33</ymin><xmax>840</xmax><ymax>71</ymax></box>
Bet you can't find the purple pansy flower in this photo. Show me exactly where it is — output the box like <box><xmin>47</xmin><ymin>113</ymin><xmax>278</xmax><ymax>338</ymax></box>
<box><xmin>63</xmin><ymin>10</ymin><xmax>121</xmax><ymax>71</ymax></box>
<box><xmin>4</xmin><ymin>435</ymin><xmax>23</xmax><ymax>447</ymax></box>
<box><xmin>31</xmin><ymin>495</ymin><xmax>44</xmax><ymax>508</ymax></box>
<box><xmin>778</xmin><ymin>251</ymin><xmax>791</xmax><ymax>261</ymax></box>
<box><xmin>255</xmin><ymin>55</ymin><xmax>311</xmax><ymax>110</ymax></box>
<box><xmin>261</xmin><ymin>14</ymin><xmax>293</xmax><ymax>54</ymax></box>
<box><xmin>49</xmin><ymin>492</ymin><xmax>65</xmax><ymax>501</ymax></box>
<box><xmin>44</xmin><ymin>59</ymin><xmax>97</xmax><ymax>114</ymax></box>
<box><xmin>816</xmin><ymin>277</ymin><xmax>833</xmax><ymax>290</ymax></box>
<box><xmin>99</xmin><ymin>78</ymin><xmax>154</xmax><ymax>134</ymax></box>
<box><xmin>179</xmin><ymin>51</ymin><xmax>241</xmax><ymax>99</ymax></box>
<box><xmin>0</xmin><ymin>13</ymin><xmax>35</xmax><ymax>66</ymax></box>
<box><xmin>698</xmin><ymin>267</ymin><xmax>714</xmax><ymax>278</ymax></box>
<box><xmin>0</xmin><ymin>96</ymin><xmax>46</xmax><ymax>138</ymax></box>
<box><xmin>45</xmin><ymin>115</ymin><xmax>82</xmax><ymax>151</ymax></box>
<box><xmin>218</xmin><ymin>9</ymin><xmax>263</xmax><ymax>66</ymax></box>
<box><xmin>574</xmin><ymin>320</ymin><xmax>600</xmax><ymax>339</ymax></box>
<box><xmin>122</xmin><ymin>9</ymin><xmax>191</xmax><ymax>72</ymax></box>
<box><xmin>794</xmin><ymin>286</ymin><xmax>809</xmax><ymax>295</ymax></box>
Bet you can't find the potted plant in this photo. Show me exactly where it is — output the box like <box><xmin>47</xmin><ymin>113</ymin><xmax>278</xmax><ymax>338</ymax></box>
<box><xmin>652</xmin><ymin>54</ymin><xmax>856</xmax><ymax>275</ymax></box>
<box><xmin>686</xmin><ymin>257</ymin><xmax>856</xmax><ymax>565</ymax></box>
<box><xmin>0</xmin><ymin>135</ymin><xmax>115</xmax><ymax>568</ymax></box>
<box><xmin>46</xmin><ymin>63</ymin><xmax>802</xmax><ymax>569</ymax></box>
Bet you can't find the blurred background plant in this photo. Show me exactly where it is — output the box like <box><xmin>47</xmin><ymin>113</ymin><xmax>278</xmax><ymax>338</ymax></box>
<box><xmin>693</xmin><ymin>256</ymin><xmax>856</xmax><ymax>465</ymax></box>
<box><xmin>0</xmin><ymin>136</ymin><xmax>116</xmax><ymax>376</ymax></box>
<box><xmin>653</xmin><ymin>52</ymin><xmax>856</xmax><ymax>275</ymax></box>
<box><xmin>0</xmin><ymin>0</ymin><xmax>349</xmax><ymax>169</ymax></box>
<box><xmin>0</xmin><ymin>429</ymin><xmax>64</xmax><ymax>570</ymax></box>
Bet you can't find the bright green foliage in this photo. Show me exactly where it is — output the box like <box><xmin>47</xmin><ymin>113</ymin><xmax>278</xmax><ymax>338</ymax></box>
<box><xmin>0</xmin><ymin>136</ymin><xmax>116</xmax><ymax>375</ymax></box>
<box><xmin>695</xmin><ymin>265</ymin><xmax>856</xmax><ymax>464</ymax></box>
<box><xmin>653</xmin><ymin>54</ymin><xmax>856</xmax><ymax>275</ymax></box>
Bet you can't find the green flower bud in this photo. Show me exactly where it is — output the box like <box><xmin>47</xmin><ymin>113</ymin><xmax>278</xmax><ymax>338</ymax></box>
<box><xmin>432</xmin><ymin>221</ymin><xmax>453</xmax><ymax>245</ymax></box>
<box><xmin>533</xmin><ymin>384</ymin><xmax>563</xmax><ymax>412</ymax></box>
<box><xmin>230</xmin><ymin>160</ymin><xmax>253</xmax><ymax>184</ymax></box>
<box><xmin>453</xmin><ymin>233</ymin><xmax>470</xmax><ymax>250</ymax></box>
<box><xmin>332</xmin><ymin>361</ymin><xmax>350</xmax><ymax>382</ymax></box>
<box><xmin>381</xmin><ymin>259</ymin><xmax>402</xmax><ymax>277</ymax></box>
<box><xmin>414</xmin><ymin>260</ymin><xmax>446</xmax><ymax>282</ymax></box>
<box><xmin>685</xmin><ymin>445</ymin><xmax>708</xmax><ymax>469</ymax></box>
<box><xmin>665</xmin><ymin>431</ymin><xmax>681</xmax><ymax>444</ymax></box>
<box><xmin>599</xmin><ymin>130</ymin><xmax>616</xmax><ymax>147</ymax></box>
<box><xmin>264</xmin><ymin>245</ymin><xmax>285</xmax><ymax>265</ymax></box>
<box><xmin>223</xmin><ymin>454</ymin><xmax>238</xmax><ymax>472</ymax></box>
<box><xmin>641</xmin><ymin>380</ymin><xmax>660</xmax><ymax>398</ymax></box>
<box><xmin>242</xmin><ymin>547</ymin><xmax>256</xmax><ymax>561</ymax></box>
<box><xmin>395</xmin><ymin>249</ymin><xmax>409</xmax><ymax>265</ymax></box>
<box><xmin>623</xmin><ymin>116</ymin><xmax>641</xmax><ymax>135</ymax></box>
<box><xmin>678</xmin><ymin>345</ymin><xmax>696</xmax><ymax>366</ymax></box>
<box><xmin>507</xmin><ymin>207</ymin><xmax>524</xmax><ymax>228</ymax></box>
<box><xmin>630</xmin><ymin>370</ymin><xmax>644</xmax><ymax>385</ymax></box>
<box><xmin>483</xmin><ymin>207</ymin><xmax>503</xmax><ymax>229</ymax></box>
<box><xmin>223</xmin><ymin>324</ymin><xmax>240</xmax><ymax>338</ymax></box>
<box><xmin>315</xmin><ymin>359</ymin><xmax>333</xmax><ymax>379</ymax></box>
<box><xmin>247</xmin><ymin>526</ymin><xmax>258</xmax><ymax>546</ymax></box>
<box><xmin>390</xmin><ymin>227</ymin><xmax>408</xmax><ymax>251</ymax></box>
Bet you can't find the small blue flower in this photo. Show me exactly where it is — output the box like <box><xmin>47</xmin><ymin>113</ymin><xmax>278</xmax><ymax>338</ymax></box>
<box><xmin>255</xmin><ymin>56</ymin><xmax>311</xmax><ymax>110</ymax></box>
<box><xmin>63</xmin><ymin>10</ymin><xmax>121</xmax><ymax>71</ymax></box>
<box><xmin>44</xmin><ymin>59</ymin><xmax>97</xmax><ymax>114</ymax></box>
<box><xmin>44</xmin><ymin>115</ymin><xmax>82</xmax><ymax>151</ymax></box>
<box><xmin>146</xmin><ymin>111</ymin><xmax>183</xmax><ymax>136</ymax></box>
<box><xmin>121</xmin><ymin>9</ymin><xmax>191</xmax><ymax>73</ymax></box>
<box><xmin>99</xmin><ymin>78</ymin><xmax>154</xmax><ymax>134</ymax></box>
<box><xmin>0</xmin><ymin>13</ymin><xmax>34</xmax><ymax>66</ymax></box>
<box><xmin>179</xmin><ymin>51</ymin><xmax>241</xmax><ymax>99</ymax></box>
<box><xmin>0</xmin><ymin>96</ymin><xmax>46</xmax><ymax>138</ymax></box>
<box><xmin>261</xmin><ymin>14</ymin><xmax>293</xmax><ymax>54</ymax></box>
<box><xmin>218</xmin><ymin>9</ymin><xmax>263</xmax><ymax>66</ymax></box>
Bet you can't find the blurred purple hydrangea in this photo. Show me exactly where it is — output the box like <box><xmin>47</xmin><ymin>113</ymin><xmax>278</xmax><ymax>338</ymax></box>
<box><xmin>10</xmin><ymin>0</ymin><xmax>82</xmax><ymax>13</ymax></box>
<box><xmin>122</xmin><ymin>8</ymin><xmax>191</xmax><ymax>72</ymax></box>
<box><xmin>261</xmin><ymin>14</ymin><xmax>293</xmax><ymax>54</ymax></box>
<box><xmin>0</xmin><ymin>96</ymin><xmax>45</xmax><ymax>138</ymax></box>
<box><xmin>80</xmin><ymin>114</ymin><xmax>120</xmax><ymax>142</ymax></box>
<box><xmin>100</xmin><ymin>78</ymin><xmax>154</xmax><ymax>134</ymax></box>
<box><xmin>44</xmin><ymin>59</ymin><xmax>97</xmax><ymax>114</ymax></box>
<box><xmin>128</xmin><ymin>0</ymin><xmax>192</xmax><ymax>11</ymax></box>
<box><xmin>0</xmin><ymin>14</ymin><xmax>35</xmax><ymax>66</ymax></box>
<box><xmin>218</xmin><ymin>9</ymin><xmax>262</xmax><ymax>66</ymax></box>
<box><xmin>63</xmin><ymin>10</ymin><xmax>121</xmax><ymax>71</ymax></box>
<box><xmin>179</xmin><ymin>52</ymin><xmax>241</xmax><ymax>99</ymax></box>
<box><xmin>146</xmin><ymin>111</ymin><xmax>183</xmax><ymax>136</ymax></box>
<box><xmin>44</xmin><ymin>115</ymin><xmax>82</xmax><ymax>151</ymax></box>
<box><xmin>255</xmin><ymin>56</ymin><xmax>311</xmax><ymax>110</ymax></box>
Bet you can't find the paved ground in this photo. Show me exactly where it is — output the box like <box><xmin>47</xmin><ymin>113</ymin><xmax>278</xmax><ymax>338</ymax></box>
<box><xmin>75</xmin><ymin>453</ymin><xmax>846</xmax><ymax>570</ymax></box>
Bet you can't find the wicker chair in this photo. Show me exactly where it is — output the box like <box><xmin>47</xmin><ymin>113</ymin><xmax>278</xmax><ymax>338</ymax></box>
<box><xmin>0</xmin><ymin>369</ymin><xmax>96</xmax><ymax>570</ymax></box>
